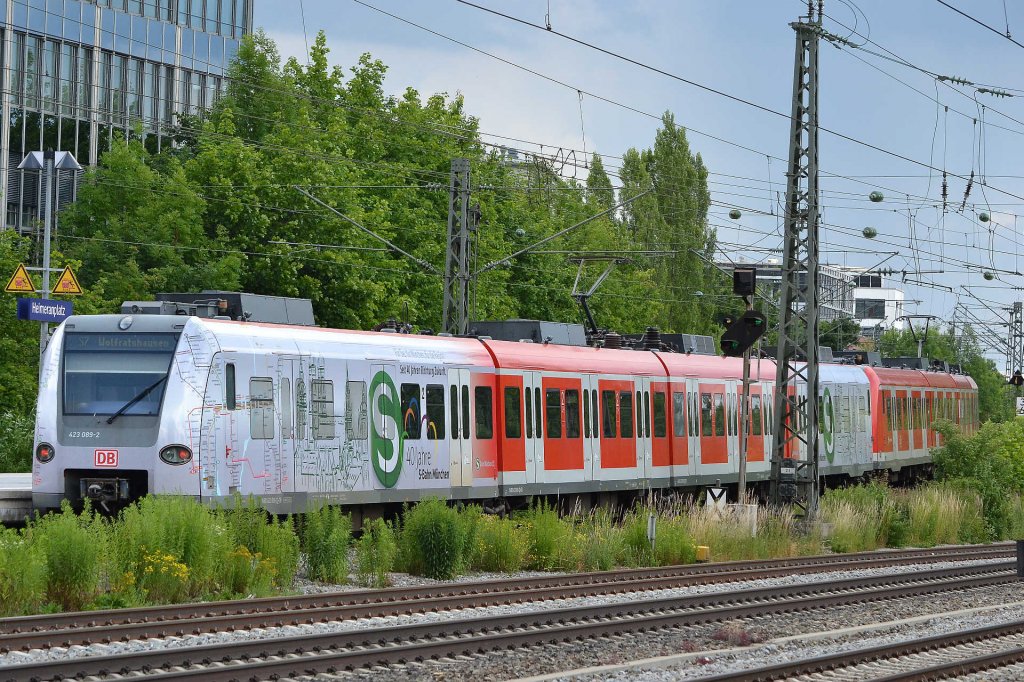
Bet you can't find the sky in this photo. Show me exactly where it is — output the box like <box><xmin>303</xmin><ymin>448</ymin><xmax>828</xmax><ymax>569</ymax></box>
<box><xmin>254</xmin><ymin>0</ymin><xmax>1024</xmax><ymax>368</ymax></box>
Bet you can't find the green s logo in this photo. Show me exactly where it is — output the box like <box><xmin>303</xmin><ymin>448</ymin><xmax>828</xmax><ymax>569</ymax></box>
<box><xmin>822</xmin><ymin>387</ymin><xmax>835</xmax><ymax>463</ymax></box>
<box><xmin>369</xmin><ymin>370</ymin><xmax>404</xmax><ymax>488</ymax></box>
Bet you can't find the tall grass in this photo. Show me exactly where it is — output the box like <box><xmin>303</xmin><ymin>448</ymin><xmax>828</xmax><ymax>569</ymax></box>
<box><xmin>470</xmin><ymin>515</ymin><xmax>529</xmax><ymax>573</ymax></box>
<box><xmin>28</xmin><ymin>502</ymin><xmax>106</xmax><ymax>611</ymax></box>
<box><xmin>356</xmin><ymin>518</ymin><xmax>398</xmax><ymax>588</ymax></box>
<box><xmin>521</xmin><ymin>501</ymin><xmax>567</xmax><ymax>570</ymax></box>
<box><xmin>301</xmin><ymin>504</ymin><xmax>351</xmax><ymax>583</ymax></box>
<box><xmin>0</xmin><ymin>528</ymin><xmax>45</xmax><ymax>616</ymax></box>
<box><xmin>399</xmin><ymin>498</ymin><xmax>470</xmax><ymax>580</ymax></box>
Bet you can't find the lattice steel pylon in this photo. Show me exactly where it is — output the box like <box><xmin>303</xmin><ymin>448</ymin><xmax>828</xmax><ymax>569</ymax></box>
<box><xmin>1007</xmin><ymin>302</ymin><xmax>1023</xmax><ymax>378</ymax></box>
<box><xmin>442</xmin><ymin>158</ymin><xmax>472</xmax><ymax>336</ymax></box>
<box><xmin>769</xmin><ymin>8</ymin><xmax>822</xmax><ymax>516</ymax></box>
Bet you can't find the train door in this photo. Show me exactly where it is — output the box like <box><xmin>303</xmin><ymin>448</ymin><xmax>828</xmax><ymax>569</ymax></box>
<box><xmin>523</xmin><ymin>371</ymin><xmax>543</xmax><ymax>484</ymax></box>
<box><xmin>911</xmin><ymin>390</ymin><xmax>924</xmax><ymax>451</ymax></box>
<box><xmin>743</xmin><ymin>383</ymin><xmax>765</xmax><ymax>466</ymax></box>
<box><xmin>724</xmin><ymin>380</ymin><xmax>740</xmax><ymax>474</ymax></box>
<box><xmin>685</xmin><ymin>378</ymin><xmax>701</xmax><ymax>483</ymax></box>
<box><xmin>894</xmin><ymin>390</ymin><xmax>909</xmax><ymax>452</ymax></box>
<box><xmin>926</xmin><ymin>391</ymin><xmax>937</xmax><ymax>449</ymax></box>
<box><xmin>582</xmin><ymin>374</ymin><xmax>599</xmax><ymax>483</ymax></box>
<box><xmin>698</xmin><ymin>382</ymin><xmax>728</xmax><ymax>467</ymax></box>
<box><xmin>635</xmin><ymin>376</ymin><xmax>651</xmax><ymax>481</ymax></box>
<box><xmin>447</xmin><ymin>368</ymin><xmax>472</xmax><ymax>488</ymax></box>
<box><xmin>276</xmin><ymin>356</ymin><xmax>298</xmax><ymax>494</ymax></box>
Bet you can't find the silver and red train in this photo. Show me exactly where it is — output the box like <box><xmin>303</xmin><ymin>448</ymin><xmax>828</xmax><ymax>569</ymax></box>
<box><xmin>32</xmin><ymin>314</ymin><xmax>978</xmax><ymax>514</ymax></box>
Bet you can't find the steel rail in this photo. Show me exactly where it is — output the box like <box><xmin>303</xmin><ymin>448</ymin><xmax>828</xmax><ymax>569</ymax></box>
<box><xmin>697</xmin><ymin>618</ymin><xmax>1024</xmax><ymax>681</ymax></box>
<box><xmin>1</xmin><ymin>563</ymin><xmax>1014</xmax><ymax>682</ymax></box>
<box><xmin>0</xmin><ymin>545</ymin><xmax>1010</xmax><ymax>652</ymax></box>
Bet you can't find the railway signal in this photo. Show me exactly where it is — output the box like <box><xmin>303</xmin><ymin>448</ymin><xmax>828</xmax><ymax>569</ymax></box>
<box><xmin>721</xmin><ymin>310</ymin><xmax>767</xmax><ymax>357</ymax></box>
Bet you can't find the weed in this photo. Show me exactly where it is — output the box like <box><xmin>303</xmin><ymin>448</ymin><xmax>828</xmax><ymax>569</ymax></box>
<box><xmin>0</xmin><ymin>410</ymin><xmax>33</xmax><ymax>473</ymax></box>
<box><xmin>302</xmin><ymin>504</ymin><xmax>351</xmax><ymax>583</ymax></box>
<box><xmin>29</xmin><ymin>502</ymin><xmax>106</xmax><ymax>611</ymax></box>
<box><xmin>356</xmin><ymin>518</ymin><xmax>398</xmax><ymax>588</ymax></box>
<box><xmin>0</xmin><ymin>528</ymin><xmax>45</xmax><ymax>616</ymax></box>
<box><xmin>520</xmin><ymin>501</ymin><xmax>566</xmax><ymax>570</ymax></box>
<box><xmin>472</xmin><ymin>516</ymin><xmax>529</xmax><ymax>573</ymax></box>
<box><xmin>399</xmin><ymin>498</ymin><xmax>467</xmax><ymax>580</ymax></box>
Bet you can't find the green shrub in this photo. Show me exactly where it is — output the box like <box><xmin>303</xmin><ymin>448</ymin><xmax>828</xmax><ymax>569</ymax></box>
<box><xmin>620</xmin><ymin>509</ymin><xmax>655</xmax><ymax>567</ymax></box>
<box><xmin>221</xmin><ymin>545</ymin><xmax>277</xmax><ymax>597</ymax></box>
<box><xmin>0</xmin><ymin>528</ymin><xmax>46</xmax><ymax>616</ymax></box>
<box><xmin>220</xmin><ymin>495</ymin><xmax>299</xmax><ymax>588</ymax></box>
<box><xmin>653</xmin><ymin>516</ymin><xmax>697</xmax><ymax>566</ymax></box>
<box><xmin>571</xmin><ymin>510</ymin><xmax>623</xmax><ymax>572</ymax></box>
<box><xmin>302</xmin><ymin>504</ymin><xmax>351</xmax><ymax>583</ymax></box>
<box><xmin>521</xmin><ymin>501</ymin><xmax>567</xmax><ymax>570</ymax></box>
<box><xmin>357</xmin><ymin>518</ymin><xmax>398</xmax><ymax>588</ymax></box>
<box><xmin>113</xmin><ymin>495</ymin><xmax>229</xmax><ymax>597</ymax></box>
<box><xmin>30</xmin><ymin>502</ymin><xmax>106</xmax><ymax>611</ymax></box>
<box><xmin>0</xmin><ymin>410</ymin><xmax>33</xmax><ymax>473</ymax></box>
<box><xmin>399</xmin><ymin>498</ymin><xmax>467</xmax><ymax>580</ymax></box>
<box><xmin>472</xmin><ymin>516</ymin><xmax>528</xmax><ymax>572</ymax></box>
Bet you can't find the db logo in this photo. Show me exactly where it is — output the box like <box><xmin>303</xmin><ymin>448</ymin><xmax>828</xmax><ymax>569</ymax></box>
<box><xmin>94</xmin><ymin>449</ymin><xmax>118</xmax><ymax>467</ymax></box>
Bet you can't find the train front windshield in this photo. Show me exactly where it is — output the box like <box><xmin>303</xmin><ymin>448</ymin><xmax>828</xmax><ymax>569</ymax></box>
<box><xmin>62</xmin><ymin>332</ymin><xmax>179</xmax><ymax>416</ymax></box>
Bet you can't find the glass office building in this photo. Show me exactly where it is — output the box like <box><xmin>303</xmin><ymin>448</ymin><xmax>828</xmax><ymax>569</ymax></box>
<box><xmin>2</xmin><ymin>0</ymin><xmax>253</xmax><ymax>231</ymax></box>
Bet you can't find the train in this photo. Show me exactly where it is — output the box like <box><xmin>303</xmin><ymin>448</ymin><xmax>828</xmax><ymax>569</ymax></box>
<box><xmin>32</xmin><ymin>312</ymin><xmax>979</xmax><ymax>515</ymax></box>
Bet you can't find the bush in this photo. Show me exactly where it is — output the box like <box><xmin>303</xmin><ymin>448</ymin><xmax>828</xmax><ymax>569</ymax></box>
<box><xmin>356</xmin><ymin>518</ymin><xmax>398</xmax><ymax>588</ymax></box>
<box><xmin>521</xmin><ymin>501</ymin><xmax>567</xmax><ymax>570</ymax></box>
<box><xmin>29</xmin><ymin>502</ymin><xmax>106</xmax><ymax>611</ymax></box>
<box><xmin>399</xmin><ymin>498</ymin><xmax>468</xmax><ymax>580</ymax></box>
<box><xmin>221</xmin><ymin>545</ymin><xmax>277</xmax><ymax>597</ymax></box>
<box><xmin>302</xmin><ymin>504</ymin><xmax>351</xmax><ymax>583</ymax></box>
<box><xmin>0</xmin><ymin>528</ymin><xmax>46</xmax><ymax>616</ymax></box>
<box><xmin>471</xmin><ymin>516</ymin><xmax>528</xmax><ymax>572</ymax></box>
<box><xmin>113</xmin><ymin>495</ymin><xmax>229</xmax><ymax>598</ymax></box>
<box><xmin>0</xmin><ymin>410</ymin><xmax>33</xmax><ymax>473</ymax></box>
<box><xmin>220</xmin><ymin>495</ymin><xmax>299</xmax><ymax>588</ymax></box>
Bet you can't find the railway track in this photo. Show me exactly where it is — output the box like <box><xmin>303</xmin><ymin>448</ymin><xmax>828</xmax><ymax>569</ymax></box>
<box><xmin>0</xmin><ymin>559</ymin><xmax>1015</xmax><ymax>682</ymax></box>
<box><xmin>0</xmin><ymin>544</ymin><xmax>1011</xmax><ymax>653</ymax></box>
<box><xmin>698</xmin><ymin>619</ymin><xmax>1024</xmax><ymax>681</ymax></box>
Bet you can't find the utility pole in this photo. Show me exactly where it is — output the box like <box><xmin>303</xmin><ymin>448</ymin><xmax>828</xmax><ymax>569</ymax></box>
<box><xmin>1007</xmin><ymin>302</ymin><xmax>1022</xmax><ymax>380</ymax></box>
<box><xmin>770</xmin><ymin>4</ymin><xmax>822</xmax><ymax>516</ymax></box>
<box><xmin>443</xmin><ymin>158</ymin><xmax>472</xmax><ymax>336</ymax></box>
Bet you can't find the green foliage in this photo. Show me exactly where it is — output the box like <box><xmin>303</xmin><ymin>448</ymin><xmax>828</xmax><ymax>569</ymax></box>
<box><xmin>28</xmin><ymin>502</ymin><xmax>106</xmax><ymax>611</ymax></box>
<box><xmin>398</xmin><ymin>498</ymin><xmax>469</xmax><ymax>580</ymax></box>
<box><xmin>520</xmin><ymin>501</ymin><xmax>567</xmax><ymax>570</ymax></box>
<box><xmin>301</xmin><ymin>504</ymin><xmax>351</xmax><ymax>583</ymax></box>
<box><xmin>113</xmin><ymin>495</ymin><xmax>230</xmax><ymax>598</ymax></box>
<box><xmin>470</xmin><ymin>515</ymin><xmax>529</xmax><ymax>573</ymax></box>
<box><xmin>0</xmin><ymin>410</ymin><xmax>34</xmax><ymax>473</ymax></box>
<box><xmin>0</xmin><ymin>528</ymin><xmax>46</xmax><ymax>616</ymax></box>
<box><xmin>218</xmin><ymin>494</ymin><xmax>299</xmax><ymax>588</ymax></box>
<box><xmin>356</xmin><ymin>517</ymin><xmax>398</xmax><ymax>588</ymax></box>
<box><xmin>0</xmin><ymin>232</ymin><xmax>40</xmax><ymax>415</ymax></box>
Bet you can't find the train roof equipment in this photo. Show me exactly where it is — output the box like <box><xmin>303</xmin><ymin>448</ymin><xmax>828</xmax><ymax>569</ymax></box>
<box><xmin>118</xmin><ymin>291</ymin><xmax>316</xmax><ymax>325</ymax></box>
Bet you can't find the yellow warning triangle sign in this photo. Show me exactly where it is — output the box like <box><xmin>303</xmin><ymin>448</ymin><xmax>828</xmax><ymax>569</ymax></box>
<box><xmin>51</xmin><ymin>265</ymin><xmax>83</xmax><ymax>295</ymax></box>
<box><xmin>4</xmin><ymin>263</ymin><xmax>35</xmax><ymax>294</ymax></box>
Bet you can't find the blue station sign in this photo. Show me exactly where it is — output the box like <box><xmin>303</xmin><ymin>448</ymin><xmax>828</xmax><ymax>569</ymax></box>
<box><xmin>17</xmin><ymin>298</ymin><xmax>73</xmax><ymax>323</ymax></box>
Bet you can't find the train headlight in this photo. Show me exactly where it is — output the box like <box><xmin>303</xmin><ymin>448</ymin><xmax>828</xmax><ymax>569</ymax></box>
<box><xmin>159</xmin><ymin>445</ymin><xmax>192</xmax><ymax>465</ymax></box>
<box><xmin>35</xmin><ymin>442</ymin><xmax>55</xmax><ymax>463</ymax></box>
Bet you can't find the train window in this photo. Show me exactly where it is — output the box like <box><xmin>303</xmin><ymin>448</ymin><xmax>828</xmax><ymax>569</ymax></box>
<box><xmin>249</xmin><ymin>378</ymin><xmax>275</xmax><ymax>440</ymax></box>
<box><xmin>281</xmin><ymin>379</ymin><xmax>292</xmax><ymax>438</ymax></box>
<box><xmin>729</xmin><ymin>394</ymin><xmax>737</xmax><ymax>437</ymax></box>
<box><xmin>751</xmin><ymin>395</ymin><xmax>762</xmax><ymax>436</ymax></box>
<box><xmin>566</xmin><ymin>389</ymin><xmax>581</xmax><ymax>438</ymax></box>
<box><xmin>545</xmin><ymin>389</ymin><xmax>562</xmax><ymax>439</ymax></box>
<box><xmin>653</xmin><ymin>392</ymin><xmax>667</xmax><ymax>438</ymax></box>
<box><xmin>504</xmin><ymin>386</ymin><xmax>522</xmax><ymax>439</ymax></box>
<box><xmin>592</xmin><ymin>390</ymin><xmax>598</xmax><ymax>437</ymax></box>
<box><xmin>311</xmin><ymin>380</ymin><xmax>335</xmax><ymax>439</ymax></box>
<box><xmin>225</xmin><ymin>363</ymin><xmax>236</xmax><ymax>410</ymax></box>
<box><xmin>534</xmin><ymin>387</ymin><xmax>542</xmax><ymax>439</ymax></box>
<box><xmin>620</xmin><ymin>391</ymin><xmax>634</xmax><ymax>439</ymax></box>
<box><xmin>636</xmin><ymin>391</ymin><xmax>642</xmax><ymax>435</ymax></box>
<box><xmin>701</xmin><ymin>393</ymin><xmax>713</xmax><ymax>437</ymax></box>
<box><xmin>401</xmin><ymin>383</ymin><xmax>421</xmax><ymax>439</ymax></box>
<box><xmin>296</xmin><ymin>378</ymin><xmax>307</xmax><ymax>440</ymax></box>
<box><xmin>462</xmin><ymin>385</ymin><xmax>471</xmax><ymax>439</ymax></box>
<box><xmin>644</xmin><ymin>391</ymin><xmax>651</xmax><ymax>438</ymax></box>
<box><xmin>602</xmin><ymin>390</ymin><xmax>617</xmax><ymax>438</ymax></box>
<box><xmin>450</xmin><ymin>385</ymin><xmax>459</xmax><ymax>439</ymax></box>
<box><xmin>713</xmin><ymin>393</ymin><xmax>725</xmax><ymax>437</ymax></box>
<box><xmin>672</xmin><ymin>392</ymin><xmax>685</xmax><ymax>437</ymax></box>
<box><xmin>426</xmin><ymin>385</ymin><xmax>445</xmax><ymax>440</ymax></box>
<box><xmin>843</xmin><ymin>396</ymin><xmax>852</xmax><ymax>433</ymax></box>
<box><xmin>475</xmin><ymin>386</ymin><xmax>492</xmax><ymax>439</ymax></box>
<box><xmin>583</xmin><ymin>389</ymin><xmax>591</xmax><ymax>438</ymax></box>
<box><xmin>524</xmin><ymin>386</ymin><xmax>533</xmax><ymax>438</ymax></box>
<box><xmin>345</xmin><ymin>380</ymin><xmax>367</xmax><ymax>440</ymax></box>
